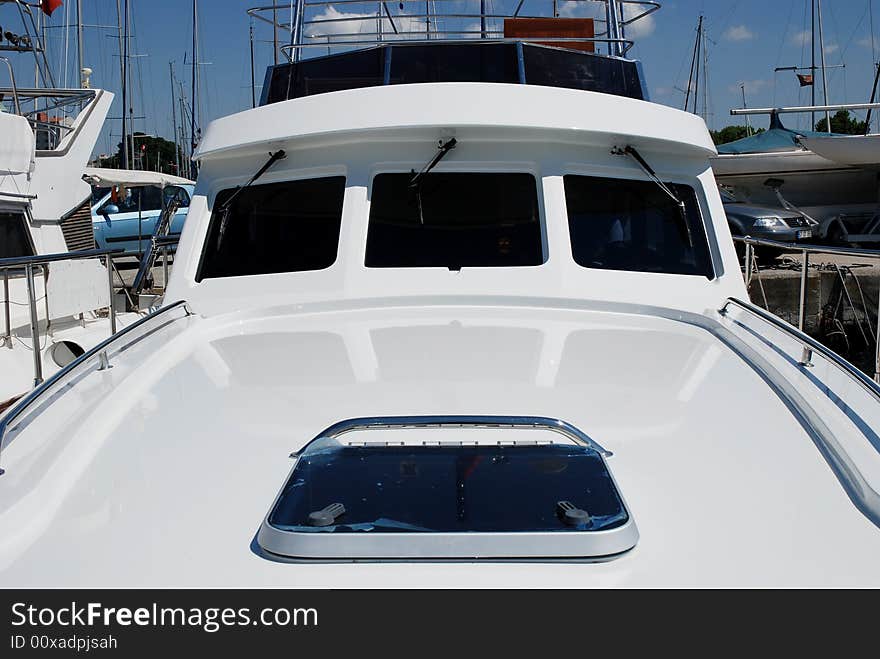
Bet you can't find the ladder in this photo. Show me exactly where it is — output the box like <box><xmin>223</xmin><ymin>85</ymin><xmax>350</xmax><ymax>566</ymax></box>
<box><xmin>131</xmin><ymin>198</ymin><xmax>182</xmax><ymax>296</ymax></box>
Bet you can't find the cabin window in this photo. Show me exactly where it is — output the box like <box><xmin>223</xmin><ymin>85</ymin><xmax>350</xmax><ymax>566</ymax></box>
<box><xmin>564</xmin><ymin>175</ymin><xmax>713</xmax><ymax>278</ymax></box>
<box><xmin>0</xmin><ymin>211</ymin><xmax>35</xmax><ymax>260</ymax></box>
<box><xmin>197</xmin><ymin>176</ymin><xmax>346</xmax><ymax>280</ymax></box>
<box><xmin>365</xmin><ymin>173</ymin><xmax>543</xmax><ymax>269</ymax></box>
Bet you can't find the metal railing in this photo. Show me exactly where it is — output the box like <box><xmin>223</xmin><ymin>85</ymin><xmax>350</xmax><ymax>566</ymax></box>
<box><xmin>0</xmin><ymin>248</ymin><xmax>123</xmax><ymax>388</ymax></box>
<box><xmin>0</xmin><ymin>56</ymin><xmax>22</xmax><ymax>114</ymax></box>
<box><xmin>249</xmin><ymin>0</ymin><xmax>660</xmax><ymax>60</ymax></box>
<box><xmin>719</xmin><ymin>296</ymin><xmax>880</xmax><ymax>401</ymax></box>
<box><xmin>734</xmin><ymin>235</ymin><xmax>880</xmax><ymax>381</ymax></box>
<box><xmin>0</xmin><ymin>300</ymin><xmax>192</xmax><ymax>477</ymax></box>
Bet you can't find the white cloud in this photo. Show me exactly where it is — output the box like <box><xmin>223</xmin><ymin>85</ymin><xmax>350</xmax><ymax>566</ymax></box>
<box><xmin>306</xmin><ymin>6</ymin><xmax>425</xmax><ymax>41</ymax></box>
<box><xmin>858</xmin><ymin>37</ymin><xmax>875</xmax><ymax>49</ymax></box>
<box><xmin>723</xmin><ymin>25</ymin><xmax>754</xmax><ymax>42</ymax></box>
<box><xmin>623</xmin><ymin>3</ymin><xmax>655</xmax><ymax>39</ymax></box>
<box><xmin>824</xmin><ymin>42</ymin><xmax>838</xmax><ymax>54</ymax></box>
<box><xmin>557</xmin><ymin>1</ymin><xmax>654</xmax><ymax>38</ymax></box>
<box><xmin>790</xmin><ymin>30</ymin><xmax>811</xmax><ymax>46</ymax></box>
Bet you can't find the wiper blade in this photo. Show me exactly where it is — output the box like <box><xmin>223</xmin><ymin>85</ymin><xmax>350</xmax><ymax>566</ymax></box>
<box><xmin>217</xmin><ymin>149</ymin><xmax>287</xmax><ymax>245</ymax></box>
<box><xmin>615</xmin><ymin>145</ymin><xmax>694</xmax><ymax>247</ymax></box>
<box><xmin>410</xmin><ymin>138</ymin><xmax>457</xmax><ymax>224</ymax></box>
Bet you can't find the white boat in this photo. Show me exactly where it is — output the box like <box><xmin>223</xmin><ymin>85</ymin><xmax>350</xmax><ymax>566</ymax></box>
<box><xmin>0</xmin><ymin>81</ymin><xmax>143</xmax><ymax>405</ymax></box>
<box><xmin>2</xmin><ymin>0</ymin><xmax>880</xmax><ymax>587</ymax></box>
<box><xmin>798</xmin><ymin>133</ymin><xmax>880</xmax><ymax>167</ymax></box>
<box><xmin>710</xmin><ymin>115</ymin><xmax>880</xmax><ymax>231</ymax></box>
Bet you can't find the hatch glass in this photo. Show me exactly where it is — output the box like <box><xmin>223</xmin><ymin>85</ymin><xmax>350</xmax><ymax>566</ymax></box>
<box><xmin>258</xmin><ymin>417</ymin><xmax>638</xmax><ymax>560</ymax></box>
<box><xmin>269</xmin><ymin>444</ymin><xmax>627</xmax><ymax>534</ymax></box>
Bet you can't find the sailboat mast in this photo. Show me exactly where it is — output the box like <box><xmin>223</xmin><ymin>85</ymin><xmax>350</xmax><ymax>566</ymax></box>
<box><xmin>684</xmin><ymin>15</ymin><xmax>702</xmax><ymax>112</ymax></box>
<box><xmin>191</xmin><ymin>0</ymin><xmax>199</xmax><ymax>164</ymax></box>
<box><xmin>817</xmin><ymin>0</ymin><xmax>831</xmax><ymax>132</ymax></box>
<box><xmin>76</xmin><ymin>0</ymin><xmax>84</xmax><ymax>87</ymax></box>
<box><xmin>811</xmin><ymin>0</ymin><xmax>816</xmax><ymax>126</ymax></box>
<box><xmin>250</xmin><ymin>20</ymin><xmax>256</xmax><ymax>108</ymax></box>
<box><xmin>693</xmin><ymin>17</ymin><xmax>702</xmax><ymax>116</ymax></box>
<box><xmin>170</xmin><ymin>62</ymin><xmax>180</xmax><ymax>175</ymax></box>
<box><xmin>121</xmin><ymin>0</ymin><xmax>130</xmax><ymax>169</ymax></box>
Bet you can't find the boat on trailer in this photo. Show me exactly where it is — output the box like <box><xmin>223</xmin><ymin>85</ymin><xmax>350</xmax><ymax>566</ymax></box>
<box><xmin>2</xmin><ymin>1</ymin><xmax>880</xmax><ymax>586</ymax></box>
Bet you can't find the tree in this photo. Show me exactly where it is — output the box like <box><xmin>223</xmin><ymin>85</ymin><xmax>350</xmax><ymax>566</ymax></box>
<box><xmin>710</xmin><ymin>125</ymin><xmax>765</xmax><ymax>145</ymax></box>
<box><xmin>814</xmin><ymin>110</ymin><xmax>868</xmax><ymax>135</ymax></box>
<box><xmin>95</xmin><ymin>132</ymin><xmax>184</xmax><ymax>173</ymax></box>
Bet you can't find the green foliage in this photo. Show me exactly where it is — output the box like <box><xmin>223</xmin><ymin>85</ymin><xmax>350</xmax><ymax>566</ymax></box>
<box><xmin>814</xmin><ymin>110</ymin><xmax>868</xmax><ymax>135</ymax></box>
<box><xmin>710</xmin><ymin>125</ymin><xmax>765</xmax><ymax>145</ymax></box>
<box><xmin>96</xmin><ymin>133</ymin><xmax>183</xmax><ymax>173</ymax></box>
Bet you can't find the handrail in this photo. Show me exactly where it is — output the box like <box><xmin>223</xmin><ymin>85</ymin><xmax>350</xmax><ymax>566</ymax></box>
<box><xmin>732</xmin><ymin>234</ymin><xmax>880</xmax><ymax>378</ymax></box>
<box><xmin>718</xmin><ymin>297</ymin><xmax>880</xmax><ymax>402</ymax></box>
<box><xmin>0</xmin><ymin>247</ymin><xmax>123</xmax><ymax>270</ymax></box>
<box><xmin>304</xmin><ymin>415</ymin><xmax>613</xmax><ymax>457</ymax></box>
<box><xmin>0</xmin><ymin>300</ymin><xmax>193</xmax><ymax>476</ymax></box>
<box><xmin>251</xmin><ymin>0</ymin><xmax>659</xmax><ymax>60</ymax></box>
<box><xmin>732</xmin><ymin>235</ymin><xmax>880</xmax><ymax>260</ymax></box>
<box><xmin>2</xmin><ymin>248</ymin><xmax>125</xmax><ymax>385</ymax></box>
<box><xmin>0</xmin><ymin>57</ymin><xmax>21</xmax><ymax>114</ymax></box>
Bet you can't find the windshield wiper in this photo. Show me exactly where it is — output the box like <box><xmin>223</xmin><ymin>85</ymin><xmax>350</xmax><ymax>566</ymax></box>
<box><xmin>615</xmin><ymin>145</ymin><xmax>694</xmax><ymax>247</ymax></box>
<box><xmin>409</xmin><ymin>138</ymin><xmax>457</xmax><ymax>224</ymax></box>
<box><xmin>217</xmin><ymin>149</ymin><xmax>287</xmax><ymax>245</ymax></box>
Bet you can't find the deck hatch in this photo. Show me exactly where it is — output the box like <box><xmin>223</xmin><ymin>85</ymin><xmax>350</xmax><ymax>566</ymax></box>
<box><xmin>257</xmin><ymin>416</ymin><xmax>638</xmax><ymax>560</ymax></box>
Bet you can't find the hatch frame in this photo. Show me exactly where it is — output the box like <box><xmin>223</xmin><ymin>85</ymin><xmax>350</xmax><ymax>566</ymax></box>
<box><xmin>256</xmin><ymin>415</ymin><xmax>639</xmax><ymax>561</ymax></box>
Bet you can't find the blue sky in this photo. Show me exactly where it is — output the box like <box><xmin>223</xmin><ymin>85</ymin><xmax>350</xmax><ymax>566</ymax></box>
<box><xmin>7</xmin><ymin>1</ymin><xmax>880</xmax><ymax>157</ymax></box>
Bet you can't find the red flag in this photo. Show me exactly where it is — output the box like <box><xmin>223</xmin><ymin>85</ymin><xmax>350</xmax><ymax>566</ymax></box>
<box><xmin>796</xmin><ymin>73</ymin><xmax>814</xmax><ymax>87</ymax></box>
<box><xmin>41</xmin><ymin>0</ymin><xmax>63</xmax><ymax>17</ymax></box>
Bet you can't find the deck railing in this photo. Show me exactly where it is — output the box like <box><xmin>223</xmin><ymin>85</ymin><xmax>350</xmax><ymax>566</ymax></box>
<box><xmin>0</xmin><ymin>248</ymin><xmax>122</xmax><ymax>388</ymax></box>
<box><xmin>733</xmin><ymin>235</ymin><xmax>880</xmax><ymax>382</ymax></box>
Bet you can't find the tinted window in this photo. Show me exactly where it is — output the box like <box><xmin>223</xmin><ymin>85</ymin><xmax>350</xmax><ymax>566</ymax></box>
<box><xmin>522</xmin><ymin>44</ymin><xmax>644</xmax><ymax>99</ymax></box>
<box><xmin>264</xmin><ymin>48</ymin><xmax>385</xmax><ymax>102</ymax></box>
<box><xmin>268</xmin><ymin>444</ymin><xmax>628</xmax><ymax>533</ymax></box>
<box><xmin>197</xmin><ymin>177</ymin><xmax>345</xmax><ymax>280</ymax></box>
<box><xmin>564</xmin><ymin>175</ymin><xmax>713</xmax><ymax>277</ymax></box>
<box><xmin>366</xmin><ymin>173</ymin><xmax>543</xmax><ymax>268</ymax></box>
<box><xmin>0</xmin><ymin>211</ymin><xmax>34</xmax><ymax>259</ymax></box>
<box><xmin>389</xmin><ymin>44</ymin><xmax>519</xmax><ymax>85</ymax></box>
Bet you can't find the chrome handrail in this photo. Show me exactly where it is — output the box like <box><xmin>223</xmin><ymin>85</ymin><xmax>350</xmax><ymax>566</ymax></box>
<box><xmin>0</xmin><ymin>57</ymin><xmax>22</xmax><ymax>114</ymax></box>
<box><xmin>719</xmin><ymin>296</ymin><xmax>880</xmax><ymax>402</ymax></box>
<box><xmin>251</xmin><ymin>0</ymin><xmax>660</xmax><ymax>60</ymax></box>
<box><xmin>300</xmin><ymin>415</ymin><xmax>613</xmax><ymax>457</ymax></box>
<box><xmin>0</xmin><ymin>300</ymin><xmax>193</xmax><ymax>477</ymax></box>
<box><xmin>732</xmin><ymin>235</ymin><xmax>880</xmax><ymax>260</ymax></box>
<box><xmin>2</xmin><ymin>248</ymin><xmax>124</xmax><ymax>385</ymax></box>
<box><xmin>0</xmin><ymin>247</ymin><xmax>122</xmax><ymax>269</ymax></box>
<box><xmin>732</xmin><ymin>235</ymin><xmax>880</xmax><ymax>379</ymax></box>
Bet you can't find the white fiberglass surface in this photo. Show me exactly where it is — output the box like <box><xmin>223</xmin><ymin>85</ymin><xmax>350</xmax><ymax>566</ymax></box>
<box><xmin>2</xmin><ymin>304</ymin><xmax>879</xmax><ymax>586</ymax></box>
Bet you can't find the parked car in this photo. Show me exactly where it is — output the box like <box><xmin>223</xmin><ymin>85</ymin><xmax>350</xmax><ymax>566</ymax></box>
<box><xmin>91</xmin><ymin>183</ymin><xmax>193</xmax><ymax>256</ymax></box>
<box><xmin>721</xmin><ymin>188</ymin><xmax>814</xmax><ymax>260</ymax></box>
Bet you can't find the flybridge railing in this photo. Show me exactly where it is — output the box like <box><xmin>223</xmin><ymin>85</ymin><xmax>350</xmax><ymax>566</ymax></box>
<box><xmin>248</xmin><ymin>1</ymin><xmax>660</xmax><ymax>60</ymax></box>
<box><xmin>0</xmin><ymin>87</ymin><xmax>96</xmax><ymax>149</ymax></box>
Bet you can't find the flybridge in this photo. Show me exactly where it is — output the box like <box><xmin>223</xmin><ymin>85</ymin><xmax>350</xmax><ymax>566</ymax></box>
<box><xmin>250</xmin><ymin>1</ymin><xmax>658</xmax><ymax>104</ymax></box>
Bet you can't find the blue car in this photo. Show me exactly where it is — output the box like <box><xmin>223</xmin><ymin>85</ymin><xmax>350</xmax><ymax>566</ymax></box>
<box><xmin>92</xmin><ymin>184</ymin><xmax>193</xmax><ymax>256</ymax></box>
